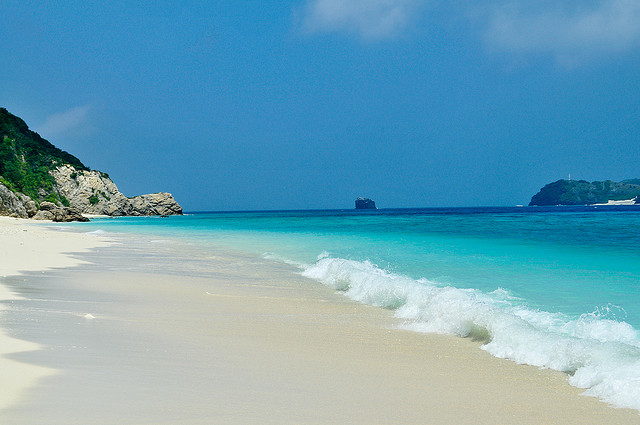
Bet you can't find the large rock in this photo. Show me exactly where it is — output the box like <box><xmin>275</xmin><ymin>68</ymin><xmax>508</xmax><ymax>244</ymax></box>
<box><xmin>129</xmin><ymin>192</ymin><xmax>183</xmax><ymax>216</ymax></box>
<box><xmin>31</xmin><ymin>201</ymin><xmax>89</xmax><ymax>222</ymax></box>
<box><xmin>0</xmin><ymin>183</ymin><xmax>37</xmax><ymax>218</ymax></box>
<box><xmin>51</xmin><ymin>165</ymin><xmax>182</xmax><ymax>216</ymax></box>
<box><xmin>1</xmin><ymin>183</ymin><xmax>28</xmax><ymax>217</ymax></box>
<box><xmin>355</xmin><ymin>197</ymin><xmax>377</xmax><ymax>209</ymax></box>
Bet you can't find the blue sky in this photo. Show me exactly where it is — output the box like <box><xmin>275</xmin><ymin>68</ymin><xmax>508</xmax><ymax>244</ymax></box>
<box><xmin>2</xmin><ymin>1</ymin><xmax>639</xmax><ymax>211</ymax></box>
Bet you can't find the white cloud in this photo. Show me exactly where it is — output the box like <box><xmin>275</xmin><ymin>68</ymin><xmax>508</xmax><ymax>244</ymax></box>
<box><xmin>298</xmin><ymin>1</ymin><xmax>640</xmax><ymax>62</ymax></box>
<box><xmin>482</xmin><ymin>0</ymin><xmax>640</xmax><ymax>61</ymax></box>
<box><xmin>301</xmin><ymin>0</ymin><xmax>425</xmax><ymax>39</ymax></box>
<box><xmin>36</xmin><ymin>105</ymin><xmax>95</xmax><ymax>140</ymax></box>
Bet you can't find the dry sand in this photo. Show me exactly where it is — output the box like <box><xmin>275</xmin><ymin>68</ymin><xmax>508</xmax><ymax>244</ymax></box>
<box><xmin>1</xmin><ymin>217</ymin><xmax>639</xmax><ymax>424</ymax></box>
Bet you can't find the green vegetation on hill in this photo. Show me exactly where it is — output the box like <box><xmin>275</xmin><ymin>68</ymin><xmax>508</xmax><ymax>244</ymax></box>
<box><xmin>530</xmin><ymin>179</ymin><xmax>640</xmax><ymax>206</ymax></box>
<box><xmin>0</xmin><ymin>107</ymin><xmax>88</xmax><ymax>202</ymax></box>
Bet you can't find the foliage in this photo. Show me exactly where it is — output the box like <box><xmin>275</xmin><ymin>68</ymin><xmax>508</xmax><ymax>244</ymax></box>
<box><xmin>0</xmin><ymin>107</ymin><xmax>88</xmax><ymax>202</ymax></box>
<box><xmin>43</xmin><ymin>193</ymin><xmax>60</xmax><ymax>204</ymax></box>
<box><xmin>88</xmin><ymin>194</ymin><xmax>99</xmax><ymax>205</ymax></box>
<box><xmin>530</xmin><ymin>179</ymin><xmax>640</xmax><ymax>206</ymax></box>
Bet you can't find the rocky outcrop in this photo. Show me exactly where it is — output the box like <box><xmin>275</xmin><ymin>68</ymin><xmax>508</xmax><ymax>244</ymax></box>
<box><xmin>51</xmin><ymin>165</ymin><xmax>182</xmax><ymax>216</ymax></box>
<box><xmin>0</xmin><ymin>184</ymin><xmax>35</xmax><ymax>218</ymax></box>
<box><xmin>355</xmin><ymin>197</ymin><xmax>377</xmax><ymax>209</ymax></box>
<box><xmin>0</xmin><ymin>165</ymin><xmax>182</xmax><ymax>221</ymax></box>
<box><xmin>1</xmin><ymin>107</ymin><xmax>182</xmax><ymax>220</ymax></box>
<box><xmin>1</xmin><ymin>183</ymin><xmax>86</xmax><ymax>221</ymax></box>
<box><xmin>32</xmin><ymin>201</ymin><xmax>89</xmax><ymax>222</ymax></box>
<box><xmin>128</xmin><ymin>192</ymin><xmax>183</xmax><ymax>216</ymax></box>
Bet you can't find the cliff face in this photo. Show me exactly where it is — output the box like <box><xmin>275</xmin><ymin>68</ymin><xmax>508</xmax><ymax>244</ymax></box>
<box><xmin>51</xmin><ymin>165</ymin><xmax>182</xmax><ymax>216</ymax></box>
<box><xmin>530</xmin><ymin>179</ymin><xmax>640</xmax><ymax>206</ymax></box>
<box><xmin>0</xmin><ymin>107</ymin><xmax>182</xmax><ymax>220</ymax></box>
<box><xmin>0</xmin><ymin>183</ymin><xmax>36</xmax><ymax>217</ymax></box>
<box><xmin>1</xmin><ymin>174</ymin><xmax>182</xmax><ymax>219</ymax></box>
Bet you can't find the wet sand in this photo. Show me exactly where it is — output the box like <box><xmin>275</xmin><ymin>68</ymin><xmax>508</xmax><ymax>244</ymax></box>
<box><xmin>0</xmin><ymin>216</ymin><xmax>110</xmax><ymax>411</ymax></box>
<box><xmin>1</xmin><ymin>218</ymin><xmax>638</xmax><ymax>424</ymax></box>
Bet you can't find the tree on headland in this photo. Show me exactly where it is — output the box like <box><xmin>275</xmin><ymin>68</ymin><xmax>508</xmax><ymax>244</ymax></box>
<box><xmin>0</xmin><ymin>107</ymin><xmax>87</xmax><ymax>203</ymax></box>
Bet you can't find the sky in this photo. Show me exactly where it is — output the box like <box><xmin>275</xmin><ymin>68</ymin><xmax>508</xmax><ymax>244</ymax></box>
<box><xmin>1</xmin><ymin>1</ymin><xmax>639</xmax><ymax>211</ymax></box>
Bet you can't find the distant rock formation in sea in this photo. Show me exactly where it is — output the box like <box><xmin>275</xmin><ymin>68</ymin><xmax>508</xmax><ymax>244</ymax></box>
<box><xmin>529</xmin><ymin>179</ymin><xmax>640</xmax><ymax>206</ymax></box>
<box><xmin>355</xmin><ymin>197</ymin><xmax>377</xmax><ymax>209</ymax></box>
<box><xmin>0</xmin><ymin>107</ymin><xmax>182</xmax><ymax>221</ymax></box>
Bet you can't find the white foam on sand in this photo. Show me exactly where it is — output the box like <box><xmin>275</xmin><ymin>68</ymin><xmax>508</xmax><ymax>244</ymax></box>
<box><xmin>0</xmin><ymin>216</ymin><xmax>110</xmax><ymax>411</ymax></box>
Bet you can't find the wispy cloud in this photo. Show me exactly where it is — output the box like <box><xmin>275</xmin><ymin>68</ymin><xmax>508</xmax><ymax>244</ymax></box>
<box><xmin>299</xmin><ymin>1</ymin><xmax>640</xmax><ymax>64</ymax></box>
<box><xmin>300</xmin><ymin>0</ymin><xmax>426</xmax><ymax>40</ymax></box>
<box><xmin>481</xmin><ymin>0</ymin><xmax>640</xmax><ymax>62</ymax></box>
<box><xmin>36</xmin><ymin>105</ymin><xmax>95</xmax><ymax>140</ymax></box>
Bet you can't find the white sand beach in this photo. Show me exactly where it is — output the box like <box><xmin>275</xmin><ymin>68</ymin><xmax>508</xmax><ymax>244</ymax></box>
<box><xmin>0</xmin><ymin>216</ymin><xmax>110</xmax><ymax>411</ymax></box>
<box><xmin>1</xmin><ymin>217</ymin><xmax>639</xmax><ymax>424</ymax></box>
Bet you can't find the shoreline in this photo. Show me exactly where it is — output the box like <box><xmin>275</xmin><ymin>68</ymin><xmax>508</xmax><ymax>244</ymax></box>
<box><xmin>0</xmin><ymin>216</ymin><xmax>111</xmax><ymax>411</ymax></box>
<box><xmin>1</xmin><ymin>218</ymin><xmax>639</xmax><ymax>423</ymax></box>
<box><xmin>0</xmin><ymin>275</ymin><xmax>54</xmax><ymax>412</ymax></box>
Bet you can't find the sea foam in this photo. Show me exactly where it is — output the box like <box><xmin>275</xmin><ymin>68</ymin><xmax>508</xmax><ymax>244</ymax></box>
<box><xmin>301</xmin><ymin>256</ymin><xmax>640</xmax><ymax>411</ymax></box>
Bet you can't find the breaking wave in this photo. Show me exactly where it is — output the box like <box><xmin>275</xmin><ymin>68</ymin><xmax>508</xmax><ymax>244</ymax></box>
<box><xmin>301</xmin><ymin>256</ymin><xmax>640</xmax><ymax>411</ymax></box>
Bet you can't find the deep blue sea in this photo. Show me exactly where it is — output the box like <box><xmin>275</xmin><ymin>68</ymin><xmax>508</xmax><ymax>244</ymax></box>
<box><xmin>67</xmin><ymin>206</ymin><xmax>640</xmax><ymax>411</ymax></box>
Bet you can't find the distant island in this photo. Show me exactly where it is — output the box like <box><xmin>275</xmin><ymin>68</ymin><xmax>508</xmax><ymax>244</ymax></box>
<box><xmin>529</xmin><ymin>179</ymin><xmax>640</xmax><ymax>206</ymax></box>
<box><xmin>0</xmin><ymin>107</ymin><xmax>182</xmax><ymax>221</ymax></box>
<box><xmin>355</xmin><ymin>197</ymin><xmax>377</xmax><ymax>209</ymax></box>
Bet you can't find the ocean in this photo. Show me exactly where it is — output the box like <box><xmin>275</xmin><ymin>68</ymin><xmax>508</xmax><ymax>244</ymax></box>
<box><xmin>66</xmin><ymin>206</ymin><xmax>640</xmax><ymax>411</ymax></box>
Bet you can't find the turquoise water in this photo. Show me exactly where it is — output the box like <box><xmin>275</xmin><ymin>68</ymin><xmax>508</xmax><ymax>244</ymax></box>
<box><xmin>67</xmin><ymin>206</ymin><xmax>640</xmax><ymax>411</ymax></box>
